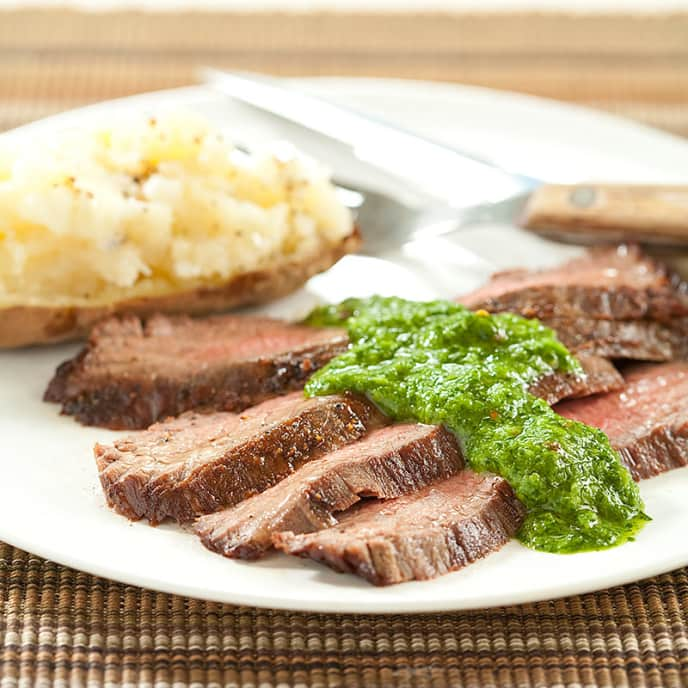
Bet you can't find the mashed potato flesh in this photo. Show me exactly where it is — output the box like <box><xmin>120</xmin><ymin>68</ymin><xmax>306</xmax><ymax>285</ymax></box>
<box><xmin>0</xmin><ymin>112</ymin><xmax>353</xmax><ymax>306</ymax></box>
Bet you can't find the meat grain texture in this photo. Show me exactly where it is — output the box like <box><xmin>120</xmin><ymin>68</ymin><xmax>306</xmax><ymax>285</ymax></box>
<box><xmin>556</xmin><ymin>361</ymin><xmax>688</xmax><ymax>480</ymax></box>
<box><xmin>46</xmin><ymin>310</ymin><xmax>619</xmax><ymax>430</ymax></box>
<box><xmin>95</xmin><ymin>392</ymin><xmax>384</xmax><ymax>524</ymax></box>
<box><xmin>459</xmin><ymin>245</ymin><xmax>688</xmax><ymax>362</ymax></box>
<box><xmin>46</xmin><ymin>313</ymin><xmax>348</xmax><ymax>429</ymax></box>
<box><xmin>529</xmin><ymin>352</ymin><xmax>622</xmax><ymax>404</ymax></box>
<box><xmin>276</xmin><ymin>471</ymin><xmax>526</xmax><ymax>586</ymax></box>
<box><xmin>460</xmin><ymin>245</ymin><xmax>688</xmax><ymax>322</ymax></box>
<box><xmin>195</xmin><ymin>424</ymin><xmax>464</xmax><ymax>559</ymax></box>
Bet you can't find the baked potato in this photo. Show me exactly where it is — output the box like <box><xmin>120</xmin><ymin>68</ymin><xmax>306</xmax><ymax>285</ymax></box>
<box><xmin>0</xmin><ymin>111</ymin><xmax>359</xmax><ymax>347</ymax></box>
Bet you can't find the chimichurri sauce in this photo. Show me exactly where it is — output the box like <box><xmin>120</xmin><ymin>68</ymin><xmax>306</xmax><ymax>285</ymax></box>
<box><xmin>305</xmin><ymin>296</ymin><xmax>648</xmax><ymax>553</ymax></box>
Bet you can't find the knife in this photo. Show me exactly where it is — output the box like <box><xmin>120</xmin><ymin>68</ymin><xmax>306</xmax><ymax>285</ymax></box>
<box><xmin>202</xmin><ymin>69</ymin><xmax>688</xmax><ymax>247</ymax></box>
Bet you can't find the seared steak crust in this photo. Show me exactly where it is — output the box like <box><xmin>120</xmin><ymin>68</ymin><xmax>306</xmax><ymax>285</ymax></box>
<box><xmin>275</xmin><ymin>471</ymin><xmax>525</xmax><ymax>586</ymax></box>
<box><xmin>556</xmin><ymin>362</ymin><xmax>688</xmax><ymax>480</ymax></box>
<box><xmin>545</xmin><ymin>316</ymin><xmax>688</xmax><ymax>361</ymax></box>
<box><xmin>194</xmin><ymin>424</ymin><xmax>464</xmax><ymax>560</ymax></box>
<box><xmin>528</xmin><ymin>353</ymin><xmax>622</xmax><ymax>405</ymax></box>
<box><xmin>618</xmin><ymin>426</ymin><xmax>688</xmax><ymax>481</ymax></box>
<box><xmin>46</xmin><ymin>313</ymin><xmax>348</xmax><ymax>429</ymax></box>
<box><xmin>460</xmin><ymin>246</ymin><xmax>688</xmax><ymax>323</ymax></box>
<box><xmin>95</xmin><ymin>392</ymin><xmax>384</xmax><ymax>524</ymax></box>
<box><xmin>46</xmin><ymin>307</ymin><xmax>619</xmax><ymax>431</ymax></box>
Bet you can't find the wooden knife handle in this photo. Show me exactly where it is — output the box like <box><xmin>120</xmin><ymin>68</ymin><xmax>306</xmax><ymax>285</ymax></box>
<box><xmin>521</xmin><ymin>184</ymin><xmax>688</xmax><ymax>245</ymax></box>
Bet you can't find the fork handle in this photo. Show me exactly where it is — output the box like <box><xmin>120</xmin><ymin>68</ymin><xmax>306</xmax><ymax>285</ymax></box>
<box><xmin>521</xmin><ymin>184</ymin><xmax>688</xmax><ymax>245</ymax></box>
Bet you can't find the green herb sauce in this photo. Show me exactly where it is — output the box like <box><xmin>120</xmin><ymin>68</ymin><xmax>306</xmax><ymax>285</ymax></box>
<box><xmin>305</xmin><ymin>296</ymin><xmax>648</xmax><ymax>553</ymax></box>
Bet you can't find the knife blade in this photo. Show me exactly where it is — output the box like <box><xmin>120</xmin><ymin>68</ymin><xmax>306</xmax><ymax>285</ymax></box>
<box><xmin>202</xmin><ymin>69</ymin><xmax>688</xmax><ymax>248</ymax></box>
<box><xmin>201</xmin><ymin>69</ymin><xmax>535</xmax><ymax>205</ymax></box>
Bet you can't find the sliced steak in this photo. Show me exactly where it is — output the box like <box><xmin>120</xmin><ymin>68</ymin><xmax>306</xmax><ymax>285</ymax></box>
<box><xmin>459</xmin><ymin>245</ymin><xmax>688</xmax><ymax>323</ymax></box>
<box><xmin>529</xmin><ymin>353</ymin><xmax>622</xmax><ymax>405</ymax></box>
<box><xmin>45</xmin><ymin>313</ymin><xmax>349</xmax><ymax>429</ymax></box>
<box><xmin>95</xmin><ymin>392</ymin><xmax>384</xmax><ymax>524</ymax></box>
<box><xmin>556</xmin><ymin>362</ymin><xmax>688</xmax><ymax>480</ymax></box>
<box><xmin>544</xmin><ymin>316</ymin><xmax>688</xmax><ymax>362</ymax></box>
<box><xmin>46</xmin><ymin>307</ymin><xmax>615</xmax><ymax>431</ymax></box>
<box><xmin>275</xmin><ymin>471</ymin><xmax>525</xmax><ymax>586</ymax></box>
<box><xmin>195</xmin><ymin>424</ymin><xmax>464</xmax><ymax>560</ymax></box>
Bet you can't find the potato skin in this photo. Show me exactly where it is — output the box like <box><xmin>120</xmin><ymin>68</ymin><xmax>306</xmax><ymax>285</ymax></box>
<box><xmin>0</xmin><ymin>230</ymin><xmax>360</xmax><ymax>348</ymax></box>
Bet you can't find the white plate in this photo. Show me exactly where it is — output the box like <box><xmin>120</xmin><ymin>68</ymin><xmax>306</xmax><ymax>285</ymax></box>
<box><xmin>1</xmin><ymin>79</ymin><xmax>687</xmax><ymax>614</ymax></box>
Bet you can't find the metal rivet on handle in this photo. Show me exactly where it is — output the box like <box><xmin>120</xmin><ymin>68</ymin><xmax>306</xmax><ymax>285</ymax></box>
<box><xmin>569</xmin><ymin>186</ymin><xmax>597</xmax><ymax>208</ymax></box>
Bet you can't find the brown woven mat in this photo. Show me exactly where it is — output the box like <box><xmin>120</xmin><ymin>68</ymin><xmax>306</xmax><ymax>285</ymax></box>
<box><xmin>1</xmin><ymin>10</ymin><xmax>688</xmax><ymax>687</ymax></box>
<box><xmin>1</xmin><ymin>544</ymin><xmax>687</xmax><ymax>687</ymax></box>
<box><xmin>1</xmin><ymin>10</ymin><xmax>688</xmax><ymax>136</ymax></box>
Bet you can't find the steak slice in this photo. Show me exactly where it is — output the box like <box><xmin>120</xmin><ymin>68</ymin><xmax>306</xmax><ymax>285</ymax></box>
<box><xmin>194</xmin><ymin>424</ymin><xmax>464</xmax><ymax>560</ymax></box>
<box><xmin>275</xmin><ymin>471</ymin><xmax>525</xmax><ymax>586</ymax></box>
<box><xmin>94</xmin><ymin>391</ymin><xmax>384</xmax><ymax>524</ymax></box>
<box><xmin>45</xmin><ymin>307</ymin><xmax>614</xmax><ymax>431</ymax></box>
<box><xmin>45</xmin><ymin>313</ymin><xmax>348</xmax><ymax>429</ymax></box>
<box><xmin>459</xmin><ymin>245</ymin><xmax>688</xmax><ymax>323</ymax></box>
<box><xmin>556</xmin><ymin>362</ymin><xmax>688</xmax><ymax>481</ymax></box>
<box><xmin>529</xmin><ymin>353</ymin><xmax>622</xmax><ymax>405</ymax></box>
<box><xmin>544</xmin><ymin>316</ymin><xmax>688</xmax><ymax>362</ymax></box>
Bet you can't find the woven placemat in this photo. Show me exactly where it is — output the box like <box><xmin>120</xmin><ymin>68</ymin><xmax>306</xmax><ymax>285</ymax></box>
<box><xmin>0</xmin><ymin>10</ymin><xmax>688</xmax><ymax>136</ymax></box>
<box><xmin>0</xmin><ymin>10</ymin><xmax>687</xmax><ymax>687</ymax></box>
<box><xmin>1</xmin><ymin>544</ymin><xmax>687</xmax><ymax>687</ymax></box>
